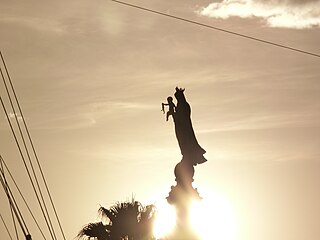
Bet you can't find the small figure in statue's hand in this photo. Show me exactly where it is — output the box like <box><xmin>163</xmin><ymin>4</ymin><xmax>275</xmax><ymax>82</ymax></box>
<box><xmin>162</xmin><ymin>96</ymin><xmax>176</xmax><ymax>121</ymax></box>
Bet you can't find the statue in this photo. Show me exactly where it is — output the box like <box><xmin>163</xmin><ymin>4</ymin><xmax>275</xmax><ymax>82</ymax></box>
<box><xmin>163</xmin><ymin>87</ymin><xmax>206</xmax><ymax>239</ymax></box>
<box><xmin>162</xmin><ymin>87</ymin><xmax>207</xmax><ymax>166</ymax></box>
<box><xmin>161</xmin><ymin>96</ymin><xmax>176</xmax><ymax>121</ymax></box>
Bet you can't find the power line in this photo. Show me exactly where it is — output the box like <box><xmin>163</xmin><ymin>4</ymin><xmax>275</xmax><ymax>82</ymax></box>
<box><xmin>0</xmin><ymin>154</ymin><xmax>29</xmax><ymax>236</ymax></box>
<box><xmin>0</xmin><ymin>55</ymin><xmax>57</xmax><ymax>240</ymax></box>
<box><xmin>0</xmin><ymin>212</ymin><xmax>13</xmax><ymax>240</ymax></box>
<box><xmin>0</xmin><ymin>161</ymin><xmax>28</xmax><ymax>238</ymax></box>
<box><xmin>110</xmin><ymin>0</ymin><xmax>320</xmax><ymax>58</ymax></box>
<box><xmin>0</xmin><ymin>96</ymin><xmax>56</xmax><ymax>240</ymax></box>
<box><xmin>10</xmin><ymin>204</ymin><xmax>19</xmax><ymax>240</ymax></box>
<box><xmin>0</xmin><ymin>51</ymin><xmax>67</xmax><ymax>240</ymax></box>
<box><xmin>1</xmin><ymin>155</ymin><xmax>47</xmax><ymax>240</ymax></box>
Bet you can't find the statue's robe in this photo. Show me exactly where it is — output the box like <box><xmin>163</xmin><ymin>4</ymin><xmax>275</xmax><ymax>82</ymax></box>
<box><xmin>173</xmin><ymin>96</ymin><xmax>207</xmax><ymax>165</ymax></box>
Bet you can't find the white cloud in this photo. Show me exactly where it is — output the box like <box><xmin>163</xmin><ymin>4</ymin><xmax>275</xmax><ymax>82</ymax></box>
<box><xmin>199</xmin><ymin>0</ymin><xmax>320</xmax><ymax>29</ymax></box>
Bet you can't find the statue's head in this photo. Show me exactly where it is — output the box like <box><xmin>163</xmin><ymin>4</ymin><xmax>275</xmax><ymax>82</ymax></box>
<box><xmin>167</xmin><ymin>96</ymin><xmax>173</xmax><ymax>102</ymax></box>
<box><xmin>174</xmin><ymin>87</ymin><xmax>185</xmax><ymax>101</ymax></box>
<box><xmin>175</xmin><ymin>87</ymin><xmax>185</xmax><ymax>92</ymax></box>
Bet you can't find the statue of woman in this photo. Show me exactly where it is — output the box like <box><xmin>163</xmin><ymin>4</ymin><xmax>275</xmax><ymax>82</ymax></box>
<box><xmin>172</xmin><ymin>87</ymin><xmax>207</xmax><ymax>166</ymax></box>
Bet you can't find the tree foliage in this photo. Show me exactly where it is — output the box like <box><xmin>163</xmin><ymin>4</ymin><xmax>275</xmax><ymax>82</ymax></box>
<box><xmin>77</xmin><ymin>198</ymin><xmax>156</xmax><ymax>240</ymax></box>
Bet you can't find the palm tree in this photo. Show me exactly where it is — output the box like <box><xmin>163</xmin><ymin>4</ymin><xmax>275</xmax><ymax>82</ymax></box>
<box><xmin>77</xmin><ymin>199</ymin><xmax>156</xmax><ymax>240</ymax></box>
<box><xmin>77</xmin><ymin>222</ymin><xmax>109</xmax><ymax>240</ymax></box>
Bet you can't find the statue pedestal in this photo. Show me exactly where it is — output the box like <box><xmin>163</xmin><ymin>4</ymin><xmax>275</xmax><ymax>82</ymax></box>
<box><xmin>165</xmin><ymin>161</ymin><xmax>201</xmax><ymax>240</ymax></box>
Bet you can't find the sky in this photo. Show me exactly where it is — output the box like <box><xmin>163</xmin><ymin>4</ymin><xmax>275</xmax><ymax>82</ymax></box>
<box><xmin>0</xmin><ymin>0</ymin><xmax>320</xmax><ymax>239</ymax></box>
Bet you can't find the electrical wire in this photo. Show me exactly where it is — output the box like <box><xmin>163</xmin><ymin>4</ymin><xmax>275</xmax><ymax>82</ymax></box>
<box><xmin>0</xmin><ymin>155</ymin><xmax>47</xmax><ymax>240</ymax></box>
<box><xmin>0</xmin><ymin>166</ymin><xmax>28</xmax><ymax>237</ymax></box>
<box><xmin>0</xmin><ymin>156</ymin><xmax>29</xmax><ymax>236</ymax></box>
<box><xmin>110</xmin><ymin>0</ymin><xmax>320</xmax><ymax>58</ymax></box>
<box><xmin>0</xmin><ymin>55</ymin><xmax>57</xmax><ymax>240</ymax></box>
<box><xmin>0</xmin><ymin>51</ymin><xmax>66</xmax><ymax>240</ymax></box>
<box><xmin>10</xmin><ymin>198</ymin><xmax>19</xmax><ymax>240</ymax></box>
<box><xmin>0</xmin><ymin>96</ymin><xmax>56</xmax><ymax>240</ymax></box>
<box><xmin>0</xmin><ymin>212</ymin><xmax>14</xmax><ymax>240</ymax></box>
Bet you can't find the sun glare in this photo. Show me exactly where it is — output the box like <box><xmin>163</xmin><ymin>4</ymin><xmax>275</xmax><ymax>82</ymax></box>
<box><xmin>153</xmin><ymin>200</ymin><xmax>176</xmax><ymax>239</ymax></box>
<box><xmin>190</xmin><ymin>190</ymin><xmax>237</xmax><ymax>240</ymax></box>
<box><xmin>153</xmin><ymin>190</ymin><xmax>237</xmax><ymax>240</ymax></box>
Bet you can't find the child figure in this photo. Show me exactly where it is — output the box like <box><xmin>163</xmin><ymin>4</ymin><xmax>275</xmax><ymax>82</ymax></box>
<box><xmin>162</xmin><ymin>96</ymin><xmax>176</xmax><ymax>121</ymax></box>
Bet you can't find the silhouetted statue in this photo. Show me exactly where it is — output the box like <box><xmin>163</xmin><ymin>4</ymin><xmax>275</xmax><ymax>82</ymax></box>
<box><xmin>161</xmin><ymin>96</ymin><xmax>176</xmax><ymax>121</ymax></box>
<box><xmin>164</xmin><ymin>88</ymin><xmax>204</xmax><ymax>240</ymax></box>
<box><xmin>173</xmin><ymin>87</ymin><xmax>207</xmax><ymax>166</ymax></box>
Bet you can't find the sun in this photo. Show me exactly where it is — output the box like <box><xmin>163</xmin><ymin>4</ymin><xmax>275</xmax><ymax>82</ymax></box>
<box><xmin>153</xmin><ymin>200</ymin><xmax>176</xmax><ymax>239</ymax></box>
<box><xmin>153</xmin><ymin>190</ymin><xmax>237</xmax><ymax>240</ymax></box>
<box><xmin>190</xmin><ymin>190</ymin><xmax>237</xmax><ymax>240</ymax></box>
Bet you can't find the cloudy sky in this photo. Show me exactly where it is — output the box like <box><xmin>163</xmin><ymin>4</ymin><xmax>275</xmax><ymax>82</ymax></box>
<box><xmin>200</xmin><ymin>0</ymin><xmax>320</xmax><ymax>29</ymax></box>
<box><xmin>0</xmin><ymin>0</ymin><xmax>319</xmax><ymax>239</ymax></box>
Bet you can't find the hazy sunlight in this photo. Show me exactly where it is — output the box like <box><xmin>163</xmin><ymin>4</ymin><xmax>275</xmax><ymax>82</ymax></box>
<box><xmin>152</xmin><ymin>190</ymin><xmax>237</xmax><ymax>240</ymax></box>
<box><xmin>153</xmin><ymin>200</ymin><xmax>177</xmax><ymax>239</ymax></box>
<box><xmin>190</xmin><ymin>190</ymin><xmax>237</xmax><ymax>240</ymax></box>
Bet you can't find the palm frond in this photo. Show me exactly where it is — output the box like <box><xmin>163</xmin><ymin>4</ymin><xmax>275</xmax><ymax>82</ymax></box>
<box><xmin>98</xmin><ymin>206</ymin><xmax>115</xmax><ymax>223</ymax></box>
<box><xmin>77</xmin><ymin>222</ymin><xmax>108</xmax><ymax>240</ymax></box>
<box><xmin>82</xmin><ymin>198</ymin><xmax>156</xmax><ymax>240</ymax></box>
<box><xmin>140</xmin><ymin>204</ymin><xmax>156</xmax><ymax>222</ymax></box>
